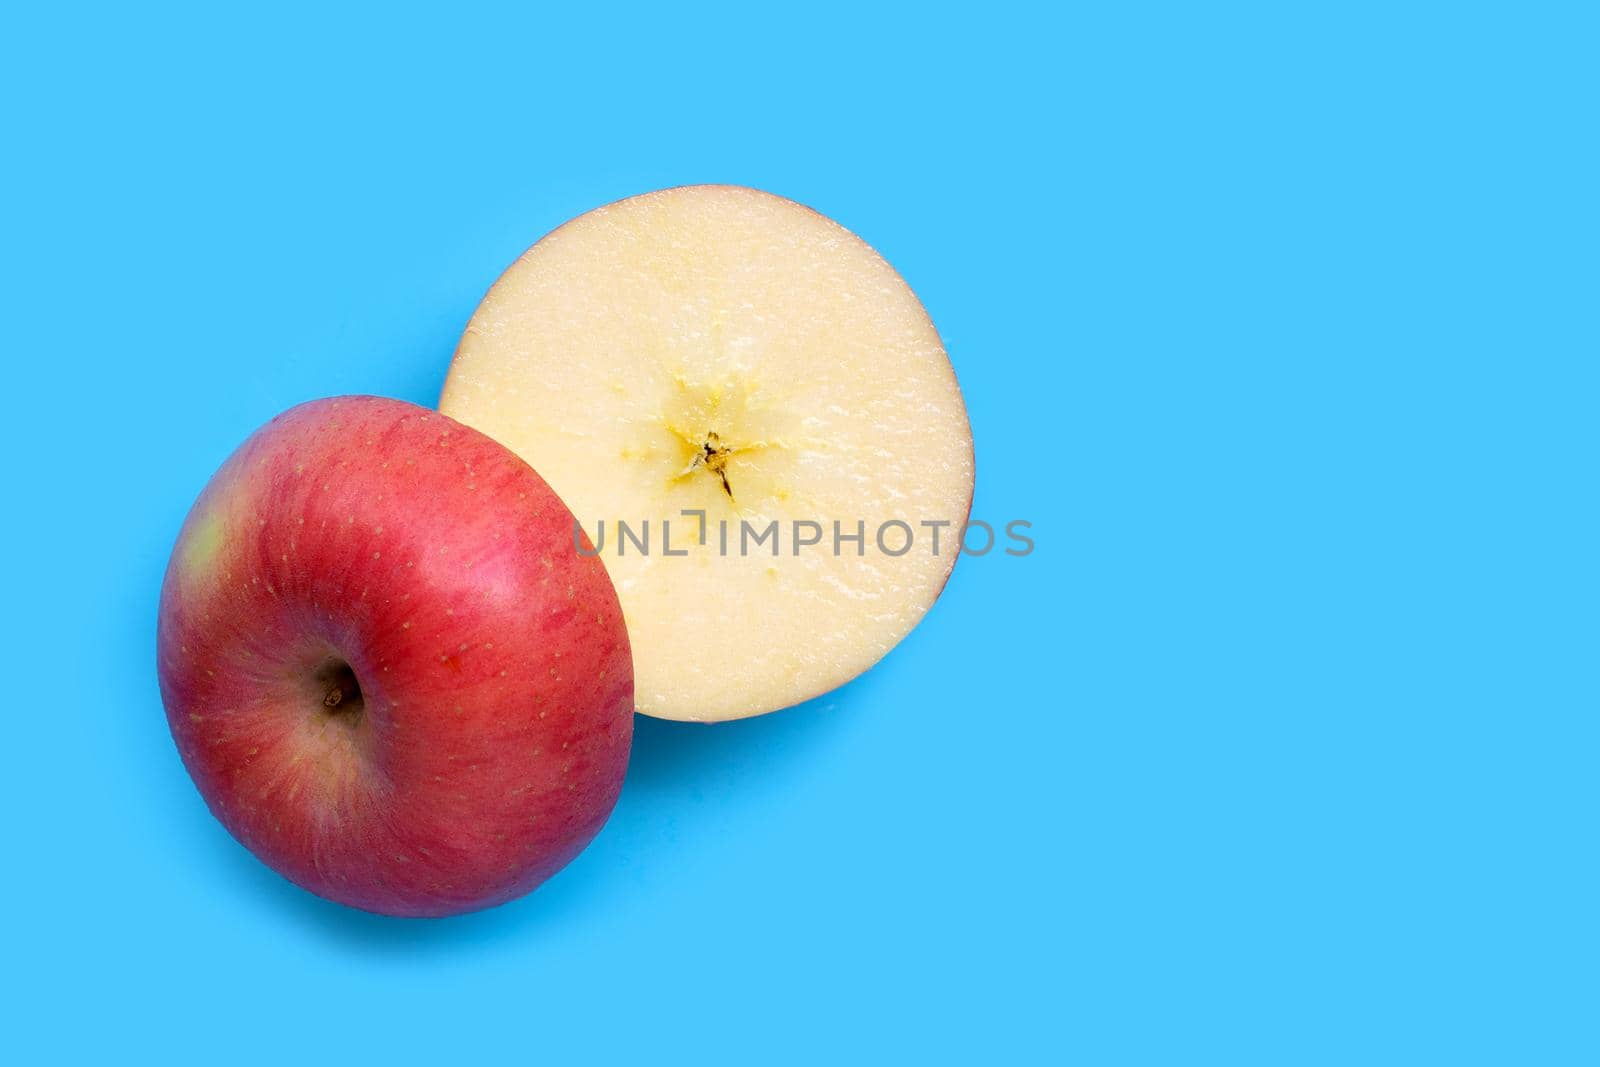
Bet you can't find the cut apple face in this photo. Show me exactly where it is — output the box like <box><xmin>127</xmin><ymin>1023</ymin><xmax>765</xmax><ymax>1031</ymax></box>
<box><xmin>441</xmin><ymin>185</ymin><xmax>974</xmax><ymax>722</ymax></box>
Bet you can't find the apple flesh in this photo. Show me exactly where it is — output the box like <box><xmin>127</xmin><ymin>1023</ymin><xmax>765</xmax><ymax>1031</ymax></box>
<box><xmin>441</xmin><ymin>185</ymin><xmax>975</xmax><ymax>722</ymax></box>
<box><xmin>156</xmin><ymin>396</ymin><xmax>633</xmax><ymax>917</ymax></box>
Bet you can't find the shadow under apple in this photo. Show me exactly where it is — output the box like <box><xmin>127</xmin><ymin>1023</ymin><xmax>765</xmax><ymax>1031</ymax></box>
<box><xmin>192</xmin><ymin>673</ymin><xmax>867</xmax><ymax>954</ymax></box>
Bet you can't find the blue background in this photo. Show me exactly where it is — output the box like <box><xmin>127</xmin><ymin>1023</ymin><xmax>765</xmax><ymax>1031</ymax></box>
<box><xmin>3</xmin><ymin>2</ymin><xmax>1593</xmax><ymax>1063</ymax></box>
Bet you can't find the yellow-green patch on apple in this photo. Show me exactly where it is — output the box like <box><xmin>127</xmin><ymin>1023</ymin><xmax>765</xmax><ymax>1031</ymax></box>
<box><xmin>179</xmin><ymin>499</ymin><xmax>229</xmax><ymax>586</ymax></box>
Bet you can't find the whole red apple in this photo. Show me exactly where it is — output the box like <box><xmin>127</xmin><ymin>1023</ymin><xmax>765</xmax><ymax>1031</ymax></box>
<box><xmin>156</xmin><ymin>396</ymin><xmax>633</xmax><ymax>917</ymax></box>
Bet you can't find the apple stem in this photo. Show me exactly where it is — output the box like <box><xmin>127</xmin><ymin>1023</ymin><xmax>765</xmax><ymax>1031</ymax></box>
<box><xmin>316</xmin><ymin>660</ymin><xmax>363</xmax><ymax>718</ymax></box>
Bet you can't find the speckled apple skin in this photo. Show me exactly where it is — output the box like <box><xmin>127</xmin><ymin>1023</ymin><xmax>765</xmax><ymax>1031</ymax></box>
<box><xmin>156</xmin><ymin>396</ymin><xmax>633</xmax><ymax>917</ymax></box>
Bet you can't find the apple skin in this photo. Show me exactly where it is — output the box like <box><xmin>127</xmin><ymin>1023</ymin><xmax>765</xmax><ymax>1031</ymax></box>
<box><xmin>156</xmin><ymin>396</ymin><xmax>633</xmax><ymax>917</ymax></box>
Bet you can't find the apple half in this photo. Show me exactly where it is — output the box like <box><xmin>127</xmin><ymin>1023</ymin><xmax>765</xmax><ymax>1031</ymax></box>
<box><xmin>441</xmin><ymin>186</ymin><xmax>974</xmax><ymax>722</ymax></box>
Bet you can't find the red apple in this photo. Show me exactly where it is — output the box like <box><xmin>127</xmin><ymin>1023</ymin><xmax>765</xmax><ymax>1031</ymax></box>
<box><xmin>156</xmin><ymin>396</ymin><xmax>633</xmax><ymax>917</ymax></box>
